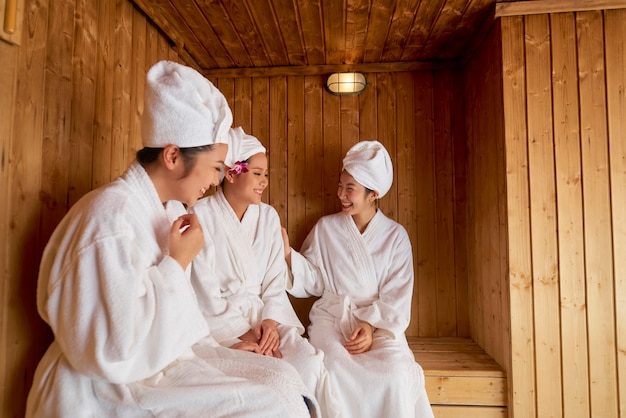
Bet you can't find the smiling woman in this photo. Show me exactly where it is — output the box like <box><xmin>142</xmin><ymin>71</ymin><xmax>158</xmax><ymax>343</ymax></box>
<box><xmin>24</xmin><ymin>61</ymin><xmax>314</xmax><ymax>418</ymax></box>
<box><xmin>189</xmin><ymin>127</ymin><xmax>340</xmax><ymax>417</ymax></box>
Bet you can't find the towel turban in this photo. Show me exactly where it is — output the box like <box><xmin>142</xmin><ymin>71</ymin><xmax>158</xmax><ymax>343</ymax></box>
<box><xmin>224</xmin><ymin>127</ymin><xmax>266</xmax><ymax>168</ymax></box>
<box><xmin>342</xmin><ymin>140</ymin><xmax>393</xmax><ymax>198</ymax></box>
<box><xmin>142</xmin><ymin>60</ymin><xmax>233</xmax><ymax>148</ymax></box>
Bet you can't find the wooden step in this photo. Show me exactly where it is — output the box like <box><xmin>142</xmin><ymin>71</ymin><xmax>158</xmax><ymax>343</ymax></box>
<box><xmin>407</xmin><ymin>337</ymin><xmax>507</xmax><ymax>418</ymax></box>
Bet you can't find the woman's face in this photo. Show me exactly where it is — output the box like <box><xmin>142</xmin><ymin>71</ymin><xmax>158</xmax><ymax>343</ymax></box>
<box><xmin>176</xmin><ymin>143</ymin><xmax>228</xmax><ymax>206</ymax></box>
<box><xmin>337</xmin><ymin>171</ymin><xmax>375</xmax><ymax>217</ymax></box>
<box><xmin>229</xmin><ymin>152</ymin><xmax>269</xmax><ymax>205</ymax></box>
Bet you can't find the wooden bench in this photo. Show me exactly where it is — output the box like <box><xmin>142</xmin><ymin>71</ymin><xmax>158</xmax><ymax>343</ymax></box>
<box><xmin>407</xmin><ymin>337</ymin><xmax>507</xmax><ymax>418</ymax></box>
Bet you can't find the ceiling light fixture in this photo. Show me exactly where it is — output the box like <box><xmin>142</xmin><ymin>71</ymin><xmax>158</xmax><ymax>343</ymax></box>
<box><xmin>326</xmin><ymin>72</ymin><xmax>367</xmax><ymax>95</ymax></box>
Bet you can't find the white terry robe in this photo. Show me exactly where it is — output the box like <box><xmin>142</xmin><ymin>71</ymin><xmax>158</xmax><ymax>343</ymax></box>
<box><xmin>26</xmin><ymin>162</ymin><xmax>313</xmax><ymax>418</ymax></box>
<box><xmin>191</xmin><ymin>189</ymin><xmax>339</xmax><ymax>418</ymax></box>
<box><xmin>288</xmin><ymin>210</ymin><xmax>434</xmax><ymax>418</ymax></box>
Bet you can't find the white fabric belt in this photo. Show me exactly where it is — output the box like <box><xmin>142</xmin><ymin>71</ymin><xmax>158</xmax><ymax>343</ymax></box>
<box><xmin>320</xmin><ymin>290</ymin><xmax>375</xmax><ymax>339</ymax></box>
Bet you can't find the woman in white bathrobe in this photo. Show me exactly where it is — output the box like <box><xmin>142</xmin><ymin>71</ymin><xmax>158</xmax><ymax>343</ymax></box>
<box><xmin>283</xmin><ymin>141</ymin><xmax>434</xmax><ymax>418</ymax></box>
<box><xmin>26</xmin><ymin>61</ymin><xmax>313</xmax><ymax>418</ymax></box>
<box><xmin>190</xmin><ymin>127</ymin><xmax>338</xmax><ymax>418</ymax></box>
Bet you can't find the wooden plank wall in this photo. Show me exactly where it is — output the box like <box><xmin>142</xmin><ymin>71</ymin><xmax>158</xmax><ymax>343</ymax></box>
<box><xmin>212</xmin><ymin>70</ymin><xmax>470</xmax><ymax>340</ymax></box>
<box><xmin>1</xmin><ymin>0</ymin><xmax>474</xmax><ymax>416</ymax></box>
<box><xmin>0</xmin><ymin>0</ymin><xmax>179</xmax><ymax>416</ymax></box>
<box><xmin>464</xmin><ymin>24</ymin><xmax>510</xmax><ymax>373</ymax></box>
<box><xmin>501</xmin><ymin>8</ymin><xmax>626</xmax><ymax>418</ymax></box>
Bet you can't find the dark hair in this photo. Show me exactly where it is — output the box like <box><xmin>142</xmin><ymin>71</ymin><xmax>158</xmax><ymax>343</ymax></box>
<box><xmin>136</xmin><ymin>145</ymin><xmax>216</xmax><ymax>176</ymax></box>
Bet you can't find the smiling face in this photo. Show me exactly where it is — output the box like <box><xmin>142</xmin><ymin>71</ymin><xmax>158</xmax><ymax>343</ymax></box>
<box><xmin>226</xmin><ymin>152</ymin><xmax>269</xmax><ymax>206</ymax></box>
<box><xmin>174</xmin><ymin>143</ymin><xmax>228</xmax><ymax>206</ymax></box>
<box><xmin>337</xmin><ymin>170</ymin><xmax>377</xmax><ymax>221</ymax></box>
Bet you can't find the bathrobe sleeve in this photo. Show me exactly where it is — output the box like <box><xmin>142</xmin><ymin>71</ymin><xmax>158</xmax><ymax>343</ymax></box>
<box><xmin>352</xmin><ymin>224</ymin><xmax>414</xmax><ymax>339</ymax></box>
<box><xmin>38</xmin><ymin>207</ymin><xmax>209</xmax><ymax>385</ymax></box>
<box><xmin>286</xmin><ymin>222</ymin><xmax>327</xmax><ymax>298</ymax></box>
<box><xmin>258</xmin><ymin>208</ymin><xmax>304</xmax><ymax>331</ymax></box>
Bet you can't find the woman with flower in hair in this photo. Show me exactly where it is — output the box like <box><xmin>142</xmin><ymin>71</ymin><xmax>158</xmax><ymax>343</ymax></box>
<box><xmin>282</xmin><ymin>140</ymin><xmax>434</xmax><ymax>418</ymax></box>
<box><xmin>190</xmin><ymin>127</ymin><xmax>339</xmax><ymax>418</ymax></box>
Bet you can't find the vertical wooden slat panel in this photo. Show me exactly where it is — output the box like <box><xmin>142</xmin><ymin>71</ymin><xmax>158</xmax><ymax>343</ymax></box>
<box><xmin>358</xmin><ymin>73</ymin><xmax>377</xmax><ymax>138</ymax></box>
<box><xmin>604</xmin><ymin>9</ymin><xmax>626</xmax><ymax>417</ymax></box>
<box><xmin>144</xmin><ymin>17</ymin><xmax>158</xmax><ymax>71</ymax></box>
<box><xmin>376</xmin><ymin>72</ymin><xmax>397</xmax><ymax>220</ymax></box>
<box><xmin>339</xmin><ymin>93</ymin><xmax>358</xmax><ymax>173</ymax></box>
<box><xmin>269</xmin><ymin>77</ymin><xmax>288</xmax><ymax>226</ymax></box>
<box><xmin>340</xmin><ymin>94</ymin><xmax>359</xmax><ymax>157</ymax></box>
<box><xmin>129</xmin><ymin>6</ymin><xmax>146</xmax><ymax>164</ymax></box>
<box><xmin>501</xmin><ymin>15</ymin><xmax>536</xmax><ymax>418</ymax></box>
<box><xmin>433</xmin><ymin>70</ymin><xmax>457</xmax><ymax>337</ymax></box>
<box><xmin>287</xmin><ymin>76</ymin><xmax>306</xmax><ymax>248</ymax></box>
<box><xmin>40</xmin><ymin>0</ymin><xmax>74</xmax><ymax>242</ymax></box>
<box><xmin>0</xmin><ymin>40</ymin><xmax>18</xmax><ymax>418</ymax></box>
<box><xmin>251</xmin><ymin>77</ymin><xmax>269</xmax><ymax>203</ymax></box>
<box><xmin>395</xmin><ymin>72</ymin><xmax>419</xmax><ymax>336</ymax></box>
<box><xmin>551</xmin><ymin>12</ymin><xmax>590</xmax><ymax>418</ymax></box>
<box><xmin>465</xmin><ymin>23</ymin><xmax>507</xmax><ymax>359</ymax></box>
<box><xmin>577</xmin><ymin>10</ymin><xmax>618</xmax><ymax>418</ymax></box>
<box><xmin>6</xmin><ymin>0</ymin><xmax>49</xmax><ymax>416</ymax></box>
<box><xmin>234</xmin><ymin>77</ymin><xmax>252</xmax><ymax>132</ymax></box>
<box><xmin>111</xmin><ymin>0</ymin><xmax>133</xmax><ymax>178</ymax></box>
<box><xmin>217</xmin><ymin>78</ymin><xmax>235</xmax><ymax>120</ymax></box>
<box><xmin>525</xmin><ymin>14</ymin><xmax>562</xmax><ymax>417</ymax></box>
<box><xmin>303</xmin><ymin>75</ymin><xmax>324</xmax><ymax>234</ymax></box>
<box><xmin>414</xmin><ymin>71</ymin><xmax>437</xmax><ymax>337</ymax></box>
<box><xmin>92</xmin><ymin>0</ymin><xmax>114</xmax><ymax>188</ymax></box>
<box><xmin>452</xmin><ymin>67</ymin><xmax>470</xmax><ymax>339</ymax></box>
<box><xmin>322</xmin><ymin>87</ymin><xmax>341</xmax><ymax>217</ymax></box>
<box><xmin>68</xmin><ymin>0</ymin><xmax>97</xmax><ymax>207</ymax></box>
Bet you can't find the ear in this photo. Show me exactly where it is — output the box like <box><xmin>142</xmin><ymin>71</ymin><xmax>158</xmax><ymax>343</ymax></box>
<box><xmin>162</xmin><ymin>144</ymin><xmax>180</xmax><ymax>170</ymax></box>
<box><xmin>224</xmin><ymin>167</ymin><xmax>235</xmax><ymax>183</ymax></box>
<box><xmin>369</xmin><ymin>191</ymin><xmax>379</xmax><ymax>202</ymax></box>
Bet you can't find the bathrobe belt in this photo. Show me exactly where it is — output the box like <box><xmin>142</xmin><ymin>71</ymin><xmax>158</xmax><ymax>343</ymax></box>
<box><xmin>223</xmin><ymin>283</ymin><xmax>264</xmax><ymax>324</ymax></box>
<box><xmin>320</xmin><ymin>290</ymin><xmax>376</xmax><ymax>340</ymax></box>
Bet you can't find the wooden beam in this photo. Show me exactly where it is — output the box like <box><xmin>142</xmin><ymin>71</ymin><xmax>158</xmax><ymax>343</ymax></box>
<box><xmin>200</xmin><ymin>60</ymin><xmax>459</xmax><ymax>78</ymax></box>
<box><xmin>496</xmin><ymin>0</ymin><xmax>626</xmax><ymax>17</ymax></box>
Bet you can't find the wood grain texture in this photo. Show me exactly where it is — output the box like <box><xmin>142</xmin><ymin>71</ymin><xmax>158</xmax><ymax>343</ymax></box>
<box><xmin>605</xmin><ymin>9</ymin><xmax>626</xmax><ymax>417</ymax></box>
<box><xmin>550</xmin><ymin>12</ymin><xmax>590</xmax><ymax>418</ymax></box>
<box><xmin>524</xmin><ymin>14</ymin><xmax>562</xmax><ymax>417</ymax></box>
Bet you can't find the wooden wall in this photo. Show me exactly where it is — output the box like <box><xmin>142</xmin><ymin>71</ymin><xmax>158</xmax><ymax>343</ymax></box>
<box><xmin>211</xmin><ymin>71</ymin><xmax>470</xmax><ymax>340</ymax></box>
<box><xmin>464</xmin><ymin>23</ymin><xmax>510</xmax><ymax>373</ymax></box>
<box><xmin>500</xmin><ymin>8</ymin><xmax>626</xmax><ymax>418</ymax></box>
<box><xmin>0</xmin><ymin>0</ymin><xmax>472</xmax><ymax>416</ymax></box>
<box><xmin>0</xmin><ymin>0</ymin><xmax>180</xmax><ymax>415</ymax></box>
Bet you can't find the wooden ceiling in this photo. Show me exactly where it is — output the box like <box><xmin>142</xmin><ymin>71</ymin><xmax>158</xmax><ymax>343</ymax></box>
<box><xmin>132</xmin><ymin>0</ymin><xmax>503</xmax><ymax>76</ymax></box>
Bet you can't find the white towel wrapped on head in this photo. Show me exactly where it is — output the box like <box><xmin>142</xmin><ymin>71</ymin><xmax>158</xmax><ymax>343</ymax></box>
<box><xmin>342</xmin><ymin>140</ymin><xmax>393</xmax><ymax>198</ymax></box>
<box><xmin>142</xmin><ymin>60</ymin><xmax>232</xmax><ymax>148</ymax></box>
<box><xmin>224</xmin><ymin>126</ymin><xmax>266</xmax><ymax>168</ymax></box>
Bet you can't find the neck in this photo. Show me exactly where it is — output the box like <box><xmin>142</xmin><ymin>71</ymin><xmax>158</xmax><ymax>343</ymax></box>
<box><xmin>222</xmin><ymin>186</ymin><xmax>248</xmax><ymax>221</ymax></box>
<box><xmin>352</xmin><ymin>207</ymin><xmax>377</xmax><ymax>233</ymax></box>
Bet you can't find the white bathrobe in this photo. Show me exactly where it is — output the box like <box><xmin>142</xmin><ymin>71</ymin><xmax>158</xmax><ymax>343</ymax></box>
<box><xmin>288</xmin><ymin>210</ymin><xmax>434</xmax><ymax>418</ymax></box>
<box><xmin>26</xmin><ymin>162</ymin><xmax>313</xmax><ymax>418</ymax></box>
<box><xmin>191</xmin><ymin>190</ymin><xmax>338</xmax><ymax>418</ymax></box>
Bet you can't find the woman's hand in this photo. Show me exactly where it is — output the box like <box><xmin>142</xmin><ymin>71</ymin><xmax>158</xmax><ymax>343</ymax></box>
<box><xmin>343</xmin><ymin>322</ymin><xmax>375</xmax><ymax>354</ymax></box>
<box><xmin>255</xmin><ymin>319</ymin><xmax>282</xmax><ymax>358</ymax></box>
<box><xmin>169</xmin><ymin>214</ymin><xmax>204</xmax><ymax>270</ymax></box>
<box><xmin>230</xmin><ymin>340</ymin><xmax>263</xmax><ymax>354</ymax></box>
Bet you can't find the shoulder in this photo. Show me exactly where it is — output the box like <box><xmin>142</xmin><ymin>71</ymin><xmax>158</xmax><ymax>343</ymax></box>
<box><xmin>317</xmin><ymin>212</ymin><xmax>342</xmax><ymax>226</ymax></box>
<box><xmin>258</xmin><ymin>202</ymin><xmax>282</xmax><ymax>228</ymax></box>
<box><xmin>376</xmin><ymin>212</ymin><xmax>411</xmax><ymax>243</ymax></box>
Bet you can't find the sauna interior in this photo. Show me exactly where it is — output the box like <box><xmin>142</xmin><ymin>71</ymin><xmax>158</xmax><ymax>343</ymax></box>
<box><xmin>1</xmin><ymin>0</ymin><xmax>625</xmax><ymax>417</ymax></box>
